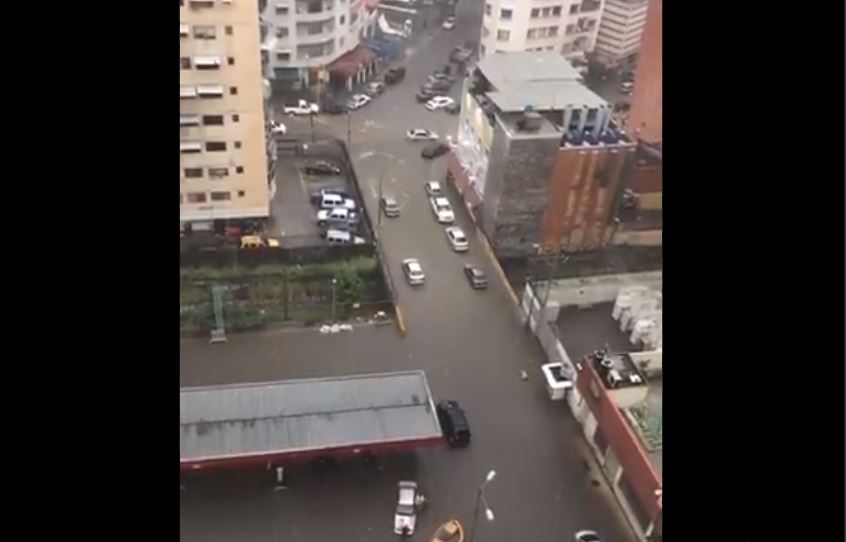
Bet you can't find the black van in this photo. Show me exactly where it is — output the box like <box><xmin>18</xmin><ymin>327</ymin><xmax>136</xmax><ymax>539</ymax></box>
<box><xmin>437</xmin><ymin>400</ymin><xmax>471</xmax><ymax>447</ymax></box>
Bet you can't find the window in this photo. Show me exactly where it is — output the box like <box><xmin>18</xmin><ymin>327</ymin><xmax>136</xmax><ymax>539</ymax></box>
<box><xmin>552</xmin><ymin>6</ymin><xmax>562</xmax><ymax>15</ymax></box>
<box><xmin>234</xmin><ymin>141</ymin><xmax>242</xmax><ymax>149</ymax></box>
<box><xmin>496</xmin><ymin>29</ymin><xmax>510</xmax><ymax>41</ymax></box>
<box><xmin>184</xmin><ymin>168</ymin><xmax>203</xmax><ymax>178</ymax></box>
<box><xmin>193</xmin><ymin>25</ymin><xmax>216</xmax><ymax>39</ymax></box>
<box><xmin>484</xmin><ymin>3</ymin><xmax>491</xmax><ymax>15</ymax></box>
<box><xmin>276</xmin><ymin>6</ymin><xmax>289</xmax><ymax>15</ymax></box>
<box><xmin>232</xmin><ymin>114</ymin><xmax>240</xmax><ymax>122</ymax></box>
<box><xmin>570</xmin><ymin>4</ymin><xmax>579</xmax><ymax>14</ymax></box>
<box><xmin>542</xmin><ymin>7</ymin><xmax>551</xmax><ymax>17</ymax></box>
<box><xmin>202</xmin><ymin>115</ymin><xmax>224</xmax><ymax>125</ymax></box>
<box><xmin>209</xmin><ymin>167</ymin><xmax>229</xmax><ymax>178</ymax></box>
<box><xmin>186</xmin><ymin>192</ymin><xmax>207</xmax><ymax>203</ymax></box>
<box><xmin>236</xmin><ymin>166</ymin><xmax>245</xmax><ymax>173</ymax></box>
<box><xmin>180</xmin><ymin>57</ymin><xmax>191</xmax><ymax>69</ymax></box>
<box><xmin>527</xmin><ymin>28</ymin><xmax>537</xmax><ymax>39</ymax></box>
<box><xmin>548</xmin><ymin>25</ymin><xmax>558</xmax><ymax>36</ymax></box>
<box><xmin>229</xmin><ymin>86</ymin><xmax>238</xmax><ymax>95</ymax></box>
<box><xmin>205</xmin><ymin>141</ymin><xmax>227</xmax><ymax>152</ymax></box>
<box><xmin>276</xmin><ymin>27</ymin><xmax>289</xmax><ymax>38</ymax></box>
<box><xmin>225</xmin><ymin>25</ymin><xmax>233</xmax><ymax>35</ymax></box>
<box><xmin>276</xmin><ymin>52</ymin><xmax>291</xmax><ymax>61</ymax></box>
<box><xmin>339</xmin><ymin>37</ymin><xmax>344</xmax><ymax>47</ymax></box>
<box><xmin>227</xmin><ymin>57</ymin><xmax>235</xmax><ymax>65</ymax></box>
<box><xmin>211</xmin><ymin>191</ymin><xmax>232</xmax><ymax>201</ymax></box>
<box><xmin>530</xmin><ymin>8</ymin><xmax>539</xmax><ymax>18</ymax></box>
<box><xmin>500</xmin><ymin>8</ymin><xmax>512</xmax><ymax>20</ymax></box>
<box><xmin>339</xmin><ymin>15</ymin><xmax>345</xmax><ymax>24</ymax></box>
<box><xmin>546</xmin><ymin>46</ymin><xmax>554</xmax><ymax>50</ymax></box>
<box><xmin>238</xmin><ymin>190</ymin><xmax>246</xmax><ymax>197</ymax></box>
<box><xmin>565</xmin><ymin>24</ymin><xmax>575</xmax><ymax>34</ymax></box>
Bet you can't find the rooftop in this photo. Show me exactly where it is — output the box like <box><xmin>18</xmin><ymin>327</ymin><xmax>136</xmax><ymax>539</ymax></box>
<box><xmin>180</xmin><ymin>370</ymin><xmax>442</xmax><ymax>463</ymax></box>
<box><xmin>625</xmin><ymin>379</ymin><xmax>662</xmax><ymax>476</ymax></box>
<box><xmin>476</xmin><ymin>51</ymin><xmax>583</xmax><ymax>87</ymax></box>
<box><xmin>487</xmin><ymin>80</ymin><xmax>608</xmax><ymax>114</ymax></box>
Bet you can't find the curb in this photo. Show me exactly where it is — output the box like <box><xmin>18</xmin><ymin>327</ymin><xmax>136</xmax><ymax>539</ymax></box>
<box><xmin>475</xmin><ymin>228</ymin><xmax>520</xmax><ymax>309</ymax></box>
<box><xmin>394</xmin><ymin>305</ymin><xmax>407</xmax><ymax>336</ymax></box>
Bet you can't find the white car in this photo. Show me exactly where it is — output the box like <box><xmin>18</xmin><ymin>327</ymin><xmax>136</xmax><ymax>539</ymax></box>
<box><xmin>346</xmin><ymin>94</ymin><xmax>372</xmax><ymax>110</ymax></box>
<box><xmin>393</xmin><ymin>481</ymin><xmax>418</xmax><ymax>535</ymax></box>
<box><xmin>283</xmin><ymin>99</ymin><xmax>319</xmax><ymax>116</ymax></box>
<box><xmin>406</xmin><ymin>129</ymin><xmax>439</xmax><ymax>141</ymax></box>
<box><xmin>270</xmin><ymin>121</ymin><xmax>287</xmax><ymax>135</ymax></box>
<box><xmin>402</xmin><ymin>258</ymin><xmax>425</xmax><ymax>285</ymax></box>
<box><xmin>425</xmin><ymin>96</ymin><xmax>456</xmax><ymax>111</ymax></box>
<box><xmin>574</xmin><ymin>530</ymin><xmax>602</xmax><ymax>542</ymax></box>
<box><xmin>445</xmin><ymin>226</ymin><xmax>469</xmax><ymax>252</ymax></box>
<box><xmin>325</xmin><ymin>229</ymin><xmax>366</xmax><ymax>245</ymax></box>
<box><xmin>442</xmin><ymin>17</ymin><xmax>456</xmax><ymax>30</ymax></box>
<box><xmin>430</xmin><ymin>197</ymin><xmax>455</xmax><ymax>223</ymax></box>
<box><xmin>424</xmin><ymin>181</ymin><xmax>443</xmax><ymax>197</ymax></box>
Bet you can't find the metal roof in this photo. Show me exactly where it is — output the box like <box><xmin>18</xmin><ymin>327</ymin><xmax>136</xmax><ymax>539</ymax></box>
<box><xmin>180</xmin><ymin>371</ymin><xmax>442</xmax><ymax>463</ymax></box>
<box><xmin>487</xmin><ymin>81</ymin><xmax>608</xmax><ymax>113</ymax></box>
<box><xmin>476</xmin><ymin>51</ymin><xmax>583</xmax><ymax>88</ymax></box>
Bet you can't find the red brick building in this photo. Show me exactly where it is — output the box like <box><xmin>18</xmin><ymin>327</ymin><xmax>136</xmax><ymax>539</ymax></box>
<box><xmin>627</xmin><ymin>0</ymin><xmax>662</xmax><ymax>145</ymax></box>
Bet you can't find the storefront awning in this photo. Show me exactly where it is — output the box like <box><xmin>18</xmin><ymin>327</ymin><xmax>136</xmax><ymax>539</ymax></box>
<box><xmin>328</xmin><ymin>45</ymin><xmax>376</xmax><ymax>78</ymax></box>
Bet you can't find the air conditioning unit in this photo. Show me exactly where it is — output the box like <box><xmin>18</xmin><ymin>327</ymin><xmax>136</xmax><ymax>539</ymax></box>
<box><xmin>606</xmin><ymin>369</ymin><xmax>622</xmax><ymax>388</ymax></box>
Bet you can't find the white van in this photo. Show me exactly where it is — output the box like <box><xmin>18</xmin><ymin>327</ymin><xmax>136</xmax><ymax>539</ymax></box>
<box><xmin>320</xmin><ymin>193</ymin><xmax>357</xmax><ymax>210</ymax></box>
<box><xmin>326</xmin><ymin>229</ymin><xmax>366</xmax><ymax>245</ymax></box>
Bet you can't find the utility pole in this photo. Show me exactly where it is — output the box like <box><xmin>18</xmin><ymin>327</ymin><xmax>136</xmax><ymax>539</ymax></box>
<box><xmin>346</xmin><ymin>110</ymin><xmax>351</xmax><ymax>144</ymax></box>
<box><xmin>377</xmin><ymin>172</ymin><xmax>384</xmax><ymax>229</ymax></box>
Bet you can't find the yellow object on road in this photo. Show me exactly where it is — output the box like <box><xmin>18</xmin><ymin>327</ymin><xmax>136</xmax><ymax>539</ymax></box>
<box><xmin>431</xmin><ymin>519</ymin><xmax>464</xmax><ymax>542</ymax></box>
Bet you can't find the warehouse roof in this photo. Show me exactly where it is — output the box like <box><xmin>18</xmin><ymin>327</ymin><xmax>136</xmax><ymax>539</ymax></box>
<box><xmin>180</xmin><ymin>371</ymin><xmax>442</xmax><ymax>463</ymax></box>
<box><xmin>476</xmin><ymin>51</ymin><xmax>583</xmax><ymax>88</ymax></box>
<box><xmin>487</xmin><ymin>81</ymin><xmax>608</xmax><ymax>113</ymax></box>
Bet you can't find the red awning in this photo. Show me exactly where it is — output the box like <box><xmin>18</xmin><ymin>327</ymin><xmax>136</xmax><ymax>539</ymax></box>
<box><xmin>328</xmin><ymin>45</ymin><xmax>376</xmax><ymax>78</ymax></box>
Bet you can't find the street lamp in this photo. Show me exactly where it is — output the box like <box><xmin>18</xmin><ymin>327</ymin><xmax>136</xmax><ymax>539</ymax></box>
<box><xmin>469</xmin><ymin>469</ymin><xmax>496</xmax><ymax>542</ymax></box>
<box><xmin>331</xmin><ymin>277</ymin><xmax>337</xmax><ymax>322</ymax></box>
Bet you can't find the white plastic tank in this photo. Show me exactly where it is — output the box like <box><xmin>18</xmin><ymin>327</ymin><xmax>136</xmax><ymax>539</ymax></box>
<box><xmin>630</xmin><ymin>319</ymin><xmax>655</xmax><ymax>345</ymax></box>
<box><xmin>612</xmin><ymin>293</ymin><xmax>632</xmax><ymax>320</ymax></box>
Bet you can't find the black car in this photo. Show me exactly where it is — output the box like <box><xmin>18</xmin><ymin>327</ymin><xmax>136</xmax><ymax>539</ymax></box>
<box><xmin>304</xmin><ymin>160</ymin><xmax>342</xmax><ymax>175</ymax></box>
<box><xmin>323</xmin><ymin>101</ymin><xmax>347</xmax><ymax>115</ymax></box>
<box><xmin>445</xmin><ymin>102</ymin><xmax>460</xmax><ymax>115</ymax></box>
<box><xmin>384</xmin><ymin>66</ymin><xmax>406</xmax><ymax>84</ymax></box>
<box><xmin>433</xmin><ymin>64</ymin><xmax>452</xmax><ymax>76</ymax></box>
<box><xmin>416</xmin><ymin>88</ymin><xmax>438</xmax><ymax>102</ymax></box>
<box><xmin>423</xmin><ymin>80</ymin><xmax>451</xmax><ymax>93</ymax></box>
<box><xmin>463</xmin><ymin>264</ymin><xmax>488</xmax><ymax>289</ymax></box>
<box><xmin>437</xmin><ymin>400</ymin><xmax>471</xmax><ymax>447</ymax></box>
<box><xmin>429</xmin><ymin>72</ymin><xmax>455</xmax><ymax>84</ymax></box>
<box><xmin>421</xmin><ymin>141</ymin><xmax>450</xmax><ymax>159</ymax></box>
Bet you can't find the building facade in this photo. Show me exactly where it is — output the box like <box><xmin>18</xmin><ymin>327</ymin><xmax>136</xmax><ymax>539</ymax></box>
<box><xmin>448</xmin><ymin>51</ymin><xmax>636</xmax><ymax>257</ymax></box>
<box><xmin>180</xmin><ymin>0</ymin><xmax>272</xmax><ymax>230</ymax></box>
<box><xmin>479</xmin><ymin>0</ymin><xmax>605</xmax><ymax>59</ymax></box>
<box><xmin>627</xmin><ymin>0</ymin><xmax>660</xmax><ymax>144</ymax></box>
<box><xmin>260</xmin><ymin>0</ymin><xmax>378</xmax><ymax>94</ymax></box>
<box><xmin>592</xmin><ymin>0</ymin><xmax>647</xmax><ymax>69</ymax></box>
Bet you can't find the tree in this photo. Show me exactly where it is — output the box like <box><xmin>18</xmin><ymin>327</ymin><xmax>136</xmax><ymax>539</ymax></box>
<box><xmin>334</xmin><ymin>265</ymin><xmax>364</xmax><ymax>307</ymax></box>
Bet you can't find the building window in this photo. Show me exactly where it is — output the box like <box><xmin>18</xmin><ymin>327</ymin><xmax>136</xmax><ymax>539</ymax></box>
<box><xmin>339</xmin><ymin>15</ymin><xmax>345</xmax><ymax>24</ymax></box>
<box><xmin>484</xmin><ymin>3</ymin><xmax>491</xmax><ymax>15</ymax></box>
<box><xmin>209</xmin><ymin>167</ymin><xmax>229</xmax><ymax>178</ymax></box>
<box><xmin>276</xmin><ymin>6</ymin><xmax>289</xmax><ymax>15</ymax></box>
<box><xmin>339</xmin><ymin>36</ymin><xmax>344</xmax><ymax>47</ymax></box>
<box><xmin>497</xmin><ymin>30</ymin><xmax>510</xmax><ymax>41</ymax></box>
<box><xmin>234</xmin><ymin>141</ymin><xmax>242</xmax><ymax>149</ymax></box>
<box><xmin>184</xmin><ymin>168</ymin><xmax>203</xmax><ymax>178</ymax></box>
<box><xmin>211</xmin><ymin>191</ymin><xmax>232</xmax><ymax>202</ymax></box>
<box><xmin>542</xmin><ymin>7</ymin><xmax>551</xmax><ymax>17</ymax></box>
<box><xmin>180</xmin><ymin>57</ymin><xmax>191</xmax><ymax>69</ymax></box>
<box><xmin>202</xmin><ymin>115</ymin><xmax>224</xmax><ymax>125</ymax></box>
<box><xmin>276</xmin><ymin>52</ymin><xmax>291</xmax><ymax>62</ymax></box>
<box><xmin>552</xmin><ymin>5</ymin><xmax>562</xmax><ymax>16</ymax></box>
<box><xmin>232</xmin><ymin>114</ymin><xmax>240</xmax><ymax>122</ymax></box>
<box><xmin>531</xmin><ymin>8</ymin><xmax>539</xmax><ymax>18</ymax></box>
<box><xmin>205</xmin><ymin>141</ymin><xmax>227</xmax><ymax>152</ymax></box>
<box><xmin>193</xmin><ymin>25</ymin><xmax>216</xmax><ymax>39</ymax></box>
<box><xmin>227</xmin><ymin>57</ymin><xmax>235</xmax><ymax>65</ymax></box>
<box><xmin>236</xmin><ymin>166</ymin><xmax>245</xmax><ymax>174</ymax></box>
<box><xmin>548</xmin><ymin>25</ymin><xmax>559</xmax><ymax>36</ymax></box>
<box><xmin>500</xmin><ymin>8</ymin><xmax>512</xmax><ymax>20</ymax></box>
<box><xmin>238</xmin><ymin>190</ymin><xmax>246</xmax><ymax>197</ymax></box>
<box><xmin>186</xmin><ymin>192</ymin><xmax>207</xmax><ymax>203</ymax></box>
<box><xmin>527</xmin><ymin>29</ymin><xmax>537</xmax><ymax>39</ymax></box>
<box><xmin>570</xmin><ymin>4</ymin><xmax>579</xmax><ymax>14</ymax></box>
<box><xmin>230</xmin><ymin>86</ymin><xmax>238</xmax><ymax>95</ymax></box>
<box><xmin>276</xmin><ymin>27</ymin><xmax>289</xmax><ymax>38</ymax></box>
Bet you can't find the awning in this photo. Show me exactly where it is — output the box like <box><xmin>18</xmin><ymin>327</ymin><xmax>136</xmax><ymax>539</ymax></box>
<box><xmin>179</xmin><ymin>24</ymin><xmax>190</xmax><ymax>36</ymax></box>
<box><xmin>196</xmin><ymin>84</ymin><xmax>224</xmax><ymax>97</ymax></box>
<box><xmin>193</xmin><ymin>55</ymin><xmax>221</xmax><ymax>68</ymax></box>
<box><xmin>180</xmin><ymin>141</ymin><xmax>203</xmax><ymax>153</ymax></box>
<box><xmin>328</xmin><ymin>45</ymin><xmax>376</xmax><ymax>78</ymax></box>
<box><xmin>180</xmin><ymin>86</ymin><xmax>197</xmax><ymax>98</ymax></box>
<box><xmin>180</xmin><ymin>114</ymin><xmax>200</xmax><ymax>126</ymax></box>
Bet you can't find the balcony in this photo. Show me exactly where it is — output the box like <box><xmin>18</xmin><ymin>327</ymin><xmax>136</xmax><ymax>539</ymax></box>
<box><xmin>295</xmin><ymin>1</ymin><xmax>335</xmax><ymax>21</ymax></box>
<box><xmin>579</xmin><ymin>0</ymin><xmax>601</xmax><ymax>13</ymax></box>
<box><xmin>194</xmin><ymin>55</ymin><xmax>222</xmax><ymax>69</ymax></box>
<box><xmin>196</xmin><ymin>84</ymin><xmax>225</xmax><ymax>97</ymax></box>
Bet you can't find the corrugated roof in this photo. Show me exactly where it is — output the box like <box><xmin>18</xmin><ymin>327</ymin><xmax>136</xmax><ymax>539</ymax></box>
<box><xmin>487</xmin><ymin>81</ymin><xmax>608</xmax><ymax>113</ymax></box>
<box><xmin>476</xmin><ymin>51</ymin><xmax>583</xmax><ymax>88</ymax></box>
<box><xmin>180</xmin><ymin>371</ymin><xmax>442</xmax><ymax>462</ymax></box>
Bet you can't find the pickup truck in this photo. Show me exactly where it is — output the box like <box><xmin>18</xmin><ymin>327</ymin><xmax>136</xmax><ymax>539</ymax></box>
<box><xmin>283</xmin><ymin>99</ymin><xmax>319</xmax><ymax>116</ymax></box>
<box><xmin>317</xmin><ymin>206</ymin><xmax>360</xmax><ymax>227</ymax></box>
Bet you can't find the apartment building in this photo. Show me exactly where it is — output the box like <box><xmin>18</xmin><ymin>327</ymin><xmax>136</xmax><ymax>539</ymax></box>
<box><xmin>447</xmin><ymin>51</ymin><xmax>636</xmax><ymax>257</ymax></box>
<box><xmin>479</xmin><ymin>0</ymin><xmax>605</xmax><ymax>59</ymax></box>
<box><xmin>180</xmin><ymin>0</ymin><xmax>271</xmax><ymax>231</ymax></box>
<box><xmin>260</xmin><ymin>0</ymin><xmax>378</xmax><ymax>94</ymax></box>
<box><xmin>593</xmin><ymin>0</ymin><xmax>647</xmax><ymax>69</ymax></box>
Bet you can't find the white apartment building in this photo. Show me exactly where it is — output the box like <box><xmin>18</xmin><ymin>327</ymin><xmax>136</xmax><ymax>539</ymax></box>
<box><xmin>180</xmin><ymin>0</ymin><xmax>271</xmax><ymax>230</ymax></box>
<box><xmin>260</xmin><ymin>0</ymin><xmax>377</xmax><ymax>92</ymax></box>
<box><xmin>479</xmin><ymin>0</ymin><xmax>605</xmax><ymax>59</ymax></box>
<box><xmin>593</xmin><ymin>0</ymin><xmax>647</xmax><ymax>68</ymax></box>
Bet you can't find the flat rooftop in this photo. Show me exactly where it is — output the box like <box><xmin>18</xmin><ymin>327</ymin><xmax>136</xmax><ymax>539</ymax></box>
<box><xmin>476</xmin><ymin>51</ymin><xmax>583</xmax><ymax>87</ymax></box>
<box><xmin>180</xmin><ymin>370</ymin><xmax>442</xmax><ymax>463</ymax></box>
<box><xmin>487</xmin><ymin>81</ymin><xmax>608</xmax><ymax>114</ymax></box>
<box><xmin>625</xmin><ymin>379</ymin><xmax>662</xmax><ymax>476</ymax></box>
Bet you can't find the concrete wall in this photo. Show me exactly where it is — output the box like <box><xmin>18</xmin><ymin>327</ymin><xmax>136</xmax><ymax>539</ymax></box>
<box><xmin>612</xmin><ymin>229</ymin><xmax>662</xmax><ymax>247</ymax></box>
<box><xmin>628</xmin><ymin>349</ymin><xmax>662</xmax><ymax>375</ymax></box>
<box><xmin>539</xmin><ymin>271</ymin><xmax>662</xmax><ymax>308</ymax></box>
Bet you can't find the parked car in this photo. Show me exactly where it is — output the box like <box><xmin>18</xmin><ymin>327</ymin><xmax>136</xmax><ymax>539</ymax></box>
<box><xmin>445</xmin><ymin>226</ymin><xmax>468</xmax><ymax>252</ymax></box>
<box><xmin>449</xmin><ymin>46</ymin><xmax>473</xmax><ymax>63</ymax></box>
<box><xmin>433</xmin><ymin>64</ymin><xmax>452</xmax><ymax>76</ymax></box>
<box><xmin>384</xmin><ymin>66</ymin><xmax>406</xmax><ymax>84</ymax></box>
<box><xmin>402</xmin><ymin>258</ymin><xmax>426</xmax><ymax>285</ymax></box>
<box><xmin>325</xmin><ymin>228</ymin><xmax>366</xmax><ymax>245</ymax></box>
<box><xmin>381</xmin><ymin>196</ymin><xmax>401</xmax><ymax>218</ymax></box>
<box><xmin>619</xmin><ymin>81</ymin><xmax>634</xmax><ymax>95</ymax></box>
<box><xmin>424</xmin><ymin>79</ymin><xmax>452</xmax><ymax>93</ymax></box>
<box><xmin>421</xmin><ymin>141</ymin><xmax>450</xmax><ymax>159</ymax></box>
<box><xmin>270</xmin><ymin>121</ymin><xmax>287</xmax><ymax>135</ymax></box>
<box><xmin>317</xmin><ymin>206</ymin><xmax>359</xmax><ymax>227</ymax></box>
<box><xmin>366</xmin><ymin>81</ymin><xmax>386</xmax><ymax>96</ymax></box>
<box><xmin>445</xmin><ymin>102</ymin><xmax>460</xmax><ymax>115</ymax></box>
<box><xmin>429</xmin><ymin>72</ymin><xmax>455</xmax><ymax>84</ymax></box>
<box><xmin>574</xmin><ymin>530</ymin><xmax>603</xmax><ymax>542</ymax></box>
<box><xmin>416</xmin><ymin>88</ymin><xmax>438</xmax><ymax>102</ymax></box>
<box><xmin>304</xmin><ymin>160</ymin><xmax>341</xmax><ymax>175</ymax></box>
<box><xmin>442</xmin><ymin>17</ymin><xmax>456</xmax><ymax>30</ymax></box>
<box><xmin>436</xmin><ymin>400</ymin><xmax>471</xmax><ymax>447</ymax></box>
<box><xmin>425</xmin><ymin>96</ymin><xmax>456</xmax><ymax>111</ymax></box>
<box><xmin>406</xmin><ymin>128</ymin><xmax>439</xmax><ymax>141</ymax></box>
<box><xmin>463</xmin><ymin>264</ymin><xmax>488</xmax><ymax>289</ymax></box>
<box><xmin>346</xmin><ymin>93</ymin><xmax>372</xmax><ymax>110</ymax></box>
<box><xmin>393</xmin><ymin>481</ymin><xmax>419</xmax><ymax>535</ymax></box>
<box><xmin>425</xmin><ymin>181</ymin><xmax>443</xmax><ymax>196</ymax></box>
<box><xmin>430</xmin><ymin>197</ymin><xmax>455</xmax><ymax>223</ymax></box>
<box><xmin>323</xmin><ymin>101</ymin><xmax>347</xmax><ymax>115</ymax></box>
<box><xmin>310</xmin><ymin>187</ymin><xmax>349</xmax><ymax>205</ymax></box>
<box><xmin>283</xmin><ymin>99</ymin><xmax>319</xmax><ymax>116</ymax></box>
<box><xmin>318</xmin><ymin>193</ymin><xmax>356</xmax><ymax>210</ymax></box>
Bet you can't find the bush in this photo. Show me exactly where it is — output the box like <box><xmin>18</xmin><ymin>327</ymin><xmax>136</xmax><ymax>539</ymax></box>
<box><xmin>334</xmin><ymin>265</ymin><xmax>364</xmax><ymax>306</ymax></box>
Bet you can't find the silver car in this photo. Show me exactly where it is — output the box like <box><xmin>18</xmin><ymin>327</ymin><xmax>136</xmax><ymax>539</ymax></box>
<box><xmin>445</xmin><ymin>226</ymin><xmax>469</xmax><ymax>252</ymax></box>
